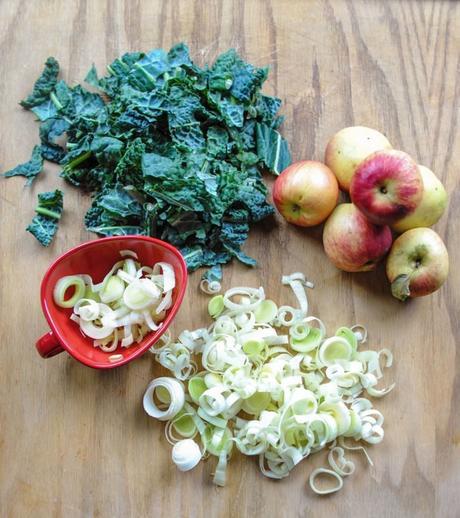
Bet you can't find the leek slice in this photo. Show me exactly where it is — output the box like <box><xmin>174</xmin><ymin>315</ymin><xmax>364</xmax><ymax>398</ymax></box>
<box><xmin>318</xmin><ymin>337</ymin><xmax>353</xmax><ymax>366</ymax></box>
<box><xmin>188</xmin><ymin>375</ymin><xmax>207</xmax><ymax>403</ymax></box>
<box><xmin>143</xmin><ymin>271</ymin><xmax>395</xmax><ymax>490</ymax></box>
<box><xmin>309</xmin><ymin>468</ymin><xmax>343</xmax><ymax>495</ymax></box>
<box><xmin>170</xmin><ymin>411</ymin><xmax>197</xmax><ymax>439</ymax></box>
<box><xmin>172</xmin><ymin>439</ymin><xmax>202</xmax><ymax>472</ymax></box>
<box><xmin>123</xmin><ymin>279</ymin><xmax>161</xmax><ymax>310</ymax></box>
<box><xmin>208</xmin><ymin>295</ymin><xmax>224</xmax><ymax>318</ymax></box>
<box><xmin>335</xmin><ymin>327</ymin><xmax>358</xmax><ymax>356</ymax></box>
<box><xmin>143</xmin><ymin>377</ymin><xmax>184</xmax><ymax>421</ymax></box>
<box><xmin>241</xmin><ymin>392</ymin><xmax>271</xmax><ymax>415</ymax></box>
<box><xmin>57</xmin><ymin>251</ymin><xmax>174</xmax><ymax>353</ymax></box>
<box><xmin>73</xmin><ymin>298</ymin><xmax>100</xmax><ymax>321</ymax></box>
<box><xmin>53</xmin><ymin>275</ymin><xmax>86</xmax><ymax>308</ymax></box>
<box><xmin>254</xmin><ymin>300</ymin><xmax>278</xmax><ymax>323</ymax></box>
<box><xmin>100</xmin><ymin>276</ymin><xmax>125</xmax><ymax>304</ymax></box>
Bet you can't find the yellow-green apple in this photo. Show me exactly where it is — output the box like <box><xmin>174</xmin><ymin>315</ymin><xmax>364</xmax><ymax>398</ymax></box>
<box><xmin>386</xmin><ymin>227</ymin><xmax>448</xmax><ymax>300</ymax></box>
<box><xmin>325</xmin><ymin>126</ymin><xmax>392</xmax><ymax>191</ymax></box>
<box><xmin>272</xmin><ymin>161</ymin><xmax>339</xmax><ymax>227</ymax></box>
<box><xmin>323</xmin><ymin>203</ymin><xmax>392</xmax><ymax>272</ymax></box>
<box><xmin>350</xmin><ymin>150</ymin><xmax>423</xmax><ymax>225</ymax></box>
<box><xmin>392</xmin><ymin>165</ymin><xmax>447</xmax><ymax>233</ymax></box>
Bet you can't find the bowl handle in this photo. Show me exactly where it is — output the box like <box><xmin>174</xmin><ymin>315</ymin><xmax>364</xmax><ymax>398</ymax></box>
<box><xmin>36</xmin><ymin>331</ymin><xmax>64</xmax><ymax>358</ymax></box>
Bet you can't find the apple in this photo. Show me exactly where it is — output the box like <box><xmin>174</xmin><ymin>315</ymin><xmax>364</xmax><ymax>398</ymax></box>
<box><xmin>386</xmin><ymin>227</ymin><xmax>448</xmax><ymax>300</ymax></box>
<box><xmin>272</xmin><ymin>161</ymin><xmax>339</xmax><ymax>227</ymax></box>
<box><xmin>350</xmin><ymin>149</ymin><xmax>423</xmax><ymax>225</ymax></box>
<box><xmin>325</xmin><ymin>126</ymin><xmax>392</xmax><ymax>191</ymax></box>
<box><xmin>323</xmin><ymin>203</ymin><xmax>392</xmax><ymax>272</ymax></box>
<box><xmin>392</xmin><ymin>165</ymin><xmax>447</xmax><ymax>233</ymax></box>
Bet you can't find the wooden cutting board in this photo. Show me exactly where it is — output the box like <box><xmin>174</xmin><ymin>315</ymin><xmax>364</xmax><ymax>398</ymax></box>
<box><xmin>0</xmin><ymin>1</ymin><xmax>458</xmax><ymax>517</ymax></box>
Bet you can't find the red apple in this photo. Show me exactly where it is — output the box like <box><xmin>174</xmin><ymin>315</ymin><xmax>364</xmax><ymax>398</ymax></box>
<box><xmin>386</xmin><ymin>227</ymin><xmax>449</xmax><ymax>300</ymax></box>
<box><xmin>350</xmin><ymin>150</ymin><xmax>423</xmax><ymax>225</ymax></box>
<box><xmin>323</xmin><ymin>203</ymin><xmax>393</xmax><ymax>272</ymax></box>
<box><xmin>273</xmin><ymin>161</ymin><xmax>339</xmax><ymax>227</ymax></box>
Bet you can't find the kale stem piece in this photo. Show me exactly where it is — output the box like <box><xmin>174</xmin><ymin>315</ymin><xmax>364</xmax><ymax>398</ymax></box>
<box><xmin>64</xmin><ymin>151</ymin><xmax>92</xmax><ymax>171</ymax></box>
<box><xmin>35</xmin><ymin>207</ymin><xmax>61</xmax><ymax>220</ymax></box>
<box><xmin>50</xmin><ymin>92</ymin><xmax>63</xmax><ymax>110</ymax></box>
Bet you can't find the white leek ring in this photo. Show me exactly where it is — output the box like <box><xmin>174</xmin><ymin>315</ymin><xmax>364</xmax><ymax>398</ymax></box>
<box><xmin>143</xmin><ymin>377</ymin><xmax>185</xmax><ymax>421</ymax></box>
<box><xmin>53</xmin><ymin>275</ymin><xmax>86</xmax><ymax>308</ymax></box>
<box><xmin>309</xmin><ymin>468</ymin><xmax>343</xmax><ymax>495</ymax></box>
<box><xmin>172</xmin><ymin>439</ymin><xmax>202</xmax><ymax>471</ymax></box>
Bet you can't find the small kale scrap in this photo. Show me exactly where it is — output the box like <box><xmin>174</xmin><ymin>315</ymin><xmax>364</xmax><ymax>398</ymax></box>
<box><xmin>3</xmin><ymin>145</ymin><xmax>44</xmax><ymax>186</ymax></box>
<box><xmin>6</xmin><ymin>44</ymin><xmax>291</xmax><ymax>269</ymax></box>
<box><xmin>26</xmin><ymin>189</ymin><xmax>63</xmax><ymax>246</ymax></box>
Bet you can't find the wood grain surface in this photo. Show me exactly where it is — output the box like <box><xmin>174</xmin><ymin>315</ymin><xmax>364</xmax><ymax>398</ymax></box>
<box><xmin>0</xmin><ymin>1</ymin><xmax>458</xmax><ymax>517</ymax></box>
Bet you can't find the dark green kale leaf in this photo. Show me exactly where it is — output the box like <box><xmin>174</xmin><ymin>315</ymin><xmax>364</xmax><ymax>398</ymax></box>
<box><xmin>180</xmin><ymin>246</ymin><xmax>231</xmax><ymax>271</ymax></box>
<box><xmin>6</xmin><ymin>43</ymin><xmax>292</xmax><ymax>266</ymax></box>
<box><xmin>39</xmin><ymin>118</ymin><xmax>70</xmax><ymax>162</ymax></box>
<box><xmin>114</xmin><ymin>138</ymin><xmax>146</xmax><ymax>189</ymax></box>
<box><xmin>85</xmin><ymin>185</ymin><xmax>145</xmax><ymax>237</ymax></box>
<box><xmin>3</xmin><ymin>145</ymin><xmax>44</xmax><ymax>185</ymax></box>
<box><xmin>26</xmin><ymin>189</ymin><xmax>63</xmax><ymax>246</ymax></box>
<box><xmin>31</xmin><ymin>99</ymin><xmax>59</xmax><ymax>121</ymax></box>
<box><xmin>20</xmin><ymin>57</ymin><xmax>59</xmax><ymax>109</ymax></box>
<box><xmin>256</xmin><ymin>122</ymin><xmax>291</xmax><ymax>174</ymax></box>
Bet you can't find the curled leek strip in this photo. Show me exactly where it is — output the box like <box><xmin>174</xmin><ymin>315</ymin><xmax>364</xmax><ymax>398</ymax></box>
<box><xmin>327</xmin><ymin>446</ymin><xmax>355</xmax><ymax>476</ymax></box>
<box><xmin>156</xmin><ymin>290</ymin><xmax>173</xmax><ymax>314</ymax></box>
<box><xmin>154</xmin><ymin>329</ymin><xmax>172</xmax><ymax>352</ymax></box>
<box><xmin>281</xmin><ymin>272</ymin><xmax>314</xmax><ymax>316</ymax></box>
<box><xmin>351</xmin><ymin>324</ymin><xmax>368</xmax><ymax>344</ymax></box>
<box><xmin>120</xmin><ymin>249</ymin><xmax>138</xmax><ymax>259</ymax></box>
<box><xmin>259</xmin><ymin>447</ymin><xmax>291</xmax><ymax>479</ymax></box>
<box><xmin>80</xmin><ymin>306</ymin><xmax>114</xmax><ymax>339</ymax></box>
<box><xmin>152</xmin><ymin>262</ymin><xmax>176</xmax><ymax>293</ymax></box>
<box><xmin>95</xmin><ymin>330</ymin><xmax>119</xmax><ymax>353</ymax></box>
<box><xmin>235</xmin><ymin>421</ymin><xmax>269</xmax><ymax>455</ymax></box>
<box><xmin>213</xmin><ymin>449</ymin><xmax>230</xmax><ymax>486</ymax></box>
<box><xmin>338</xmin><ymin>436</ymin><xmax>374</xmax><ymax>466</ymax></box>
<box><xmin>73</xmin><ymin>298</ymin><xmax>100</xmax><ymax>322</ymax></box>
<box><xmin>199</xmin><ymin>387</ymin><xmax>228</xmax><ymax>417</ymax></box>
<box><xmin>309</xmin><ymin>468</ymin><xmax>344</xmax><ymax>495</ymax></box>
<box><xmin>143</xmin><ymin>377</ymin><xmax>184</xmax><ymax>421</ymax></box>
<box><xmin>145</xmin><ymin>272</ymin><xmax>394</xmax><ymax>489</ymax></box>
<box><xmin>223</xmin><ymin>287</ymin><xmax>265</xmax><ymax>312</ymax></box>
<box><xmin>200</xmin><ymin>279</ymin><xmax>222</xmax><ymax>295</ymax></box>
<box><xmin>275</xmin><ymin>306</ymin><xmax>304</xmax><ymax>327</ymax></box>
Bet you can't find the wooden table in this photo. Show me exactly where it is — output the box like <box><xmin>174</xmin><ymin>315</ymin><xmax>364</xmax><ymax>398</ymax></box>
<box><xmin>1</xmin><ymin>1</ymin><xmax>458</xmax><ymax>516</ymax></box>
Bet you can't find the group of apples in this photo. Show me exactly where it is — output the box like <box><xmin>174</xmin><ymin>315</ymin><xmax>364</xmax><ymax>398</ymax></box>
<box><xmin>273</xmin><ymin>126</ymin><xmax>449</xmax><ymax>301</ymax></box>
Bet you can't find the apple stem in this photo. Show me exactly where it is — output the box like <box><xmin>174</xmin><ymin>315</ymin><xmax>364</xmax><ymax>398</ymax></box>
<box><xmin>390</xmin><ymin>274</ymin><xmax>411</xmax><ymax>301</ymax></box>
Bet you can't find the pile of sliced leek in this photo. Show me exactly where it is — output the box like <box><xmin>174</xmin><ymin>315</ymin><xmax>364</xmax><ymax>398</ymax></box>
<box><xmin>53</xmin><ymin>250</ymin><xmax>175</xmax><ymax>352</ymax></box>
<box><xmin>143</xmin><ymin>273</ymin><xmax>394</xmax><ymax>492</ymax></box>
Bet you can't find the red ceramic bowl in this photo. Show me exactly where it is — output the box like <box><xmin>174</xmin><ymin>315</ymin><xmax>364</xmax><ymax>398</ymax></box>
<box><xmin>36</xmin><ymin>236</ymin><xmax>187</xmax><ymax>369</ymax></box>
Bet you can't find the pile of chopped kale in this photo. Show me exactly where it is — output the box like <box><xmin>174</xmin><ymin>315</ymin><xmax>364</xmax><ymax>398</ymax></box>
<box><xmin>4</xmin><ymin>43</ymin><xmax>291</xmax><ymax>271</ymax></box>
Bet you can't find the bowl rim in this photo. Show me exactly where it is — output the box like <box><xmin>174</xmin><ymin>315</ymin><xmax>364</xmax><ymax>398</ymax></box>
<box><xmin>40</xmin><ymin>235</ymin><xmax>188</xmax><ymax>369</ymax></box>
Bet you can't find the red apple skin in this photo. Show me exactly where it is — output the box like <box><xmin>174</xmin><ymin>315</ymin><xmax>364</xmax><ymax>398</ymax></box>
<box><xmin>386</xmin><ymin>227</ymin><xmax>449</xmax><ymax>300</ymax></box>
<box><xmin>350</xmin><ymin>150</ymin><xmax>423</xmax><ymax>225</ymax></box>
<box><xmin>323</xmin><ymin>203</ymin><xmax>393</xmax><ymax>272</ymax></box>
<box><xmin>273</xmin><ymin>161</ymin><xmax>339</xmax><ymax>227</ymax></box>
